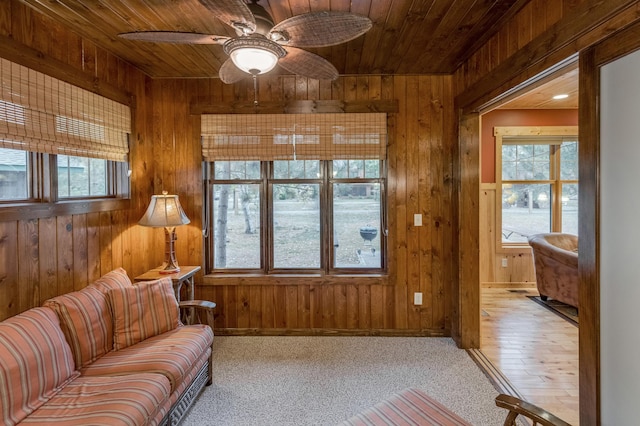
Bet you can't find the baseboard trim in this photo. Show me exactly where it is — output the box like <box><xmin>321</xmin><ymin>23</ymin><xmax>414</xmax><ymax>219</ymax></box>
<box><xmin>215</xmin><ymin>328</ymin><xmax>448</xmax><ymax>337</ymax></box>
<box><xmin>466</xmin><ymin>348</ymin><xmax>524</xmax><ymax>399</ymax></box>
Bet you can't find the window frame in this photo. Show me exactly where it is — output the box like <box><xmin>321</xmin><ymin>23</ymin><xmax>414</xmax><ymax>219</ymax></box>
<box><xmin>204</xmin><ymin>160</ymin><xmax>387</xmax><ymax>276</ymax></box>
<box><xmin>0</xmin><ymin>149</ymin><xmax>130</xmax><ymax>221</ymax></box>
<box><xmin>55</xmin><ymin>154</ymin><xmax>126</xmax><ymax>201</ymax></box>
<box><xmin>495</xmin><ymin>126</ymin><xmax>578</xmax><ymax>252</ymax></box>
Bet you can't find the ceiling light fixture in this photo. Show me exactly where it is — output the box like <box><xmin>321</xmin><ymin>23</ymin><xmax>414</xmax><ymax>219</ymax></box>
<box><xmin>224</xmin><ymin>35</ymin><xmax>286</xmax><ymax>75</ymax></box>
<box><xmin>553</xmin><ymin>94</ymin><xmax>569</xmax><ymax>100</ymax></box>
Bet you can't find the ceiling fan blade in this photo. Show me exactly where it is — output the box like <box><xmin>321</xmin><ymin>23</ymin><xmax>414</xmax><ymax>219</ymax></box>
<box><xmin>278</xmin><ymin>47</ymin><xmax>338</xmax><ymax>81</ymax></box>
<box><xmin>198</xmin><ymin>0</ymin><xmax>256</xmax><ymax>34</ymax></box>
<box><xmin>119</xmin><ymin>31</ymin><xmax>229</xmax><ymax>45</ymax></box>
<box><xmin>219</xmin><ymin>58</ymin><xmax>250</xmax><ymax>84</ymax></box>
<box><xmin>269</xmin><ymin>12</ymin><xmax>372</xmax><ymax>48</ymax></box>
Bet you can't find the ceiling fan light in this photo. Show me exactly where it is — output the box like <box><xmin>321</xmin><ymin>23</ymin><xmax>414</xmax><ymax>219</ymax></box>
<box><xmin>224</xmin><ymin>35</ymin><xmax>286</xmax><ymax>75</ymax></box>
<box><xmin>230</xmin><ymin>47</ymin><xmax>278</xmax><ymax>74</ymax></box>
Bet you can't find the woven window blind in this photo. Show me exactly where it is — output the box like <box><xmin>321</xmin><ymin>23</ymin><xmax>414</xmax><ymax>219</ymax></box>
<box><xmin>0</xmin><ymin>58</ymin><xmax>130</xmax><ymax>161</ymax></box>
<box><xmin>201</xmin><ymin>113</ymin><xmax>387</xmax><ymax>161</ymax></box>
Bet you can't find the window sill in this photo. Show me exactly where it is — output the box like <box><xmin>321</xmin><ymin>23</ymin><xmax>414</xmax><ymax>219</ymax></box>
<box><xmin>0</xmin><ymin>198</ymin><xmax>130</xmax><ymax>222</ymax></box>
<box><xmin>497</xmin><ymin>244</ymin><xmax>534</xmax><ymax>254</ymax></box>
<box><xmin>202</xmin><ymin>273</ymin><xmax>389</xmax><ymax>286</ymax></box>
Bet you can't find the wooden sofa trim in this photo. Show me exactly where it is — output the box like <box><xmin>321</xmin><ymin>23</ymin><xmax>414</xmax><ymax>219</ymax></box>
<box><xmin>179</xmin><ymin>300</ymin><xmax>216</xmax><ymax>387</ymax></box>
<box><xmin>496</xmin><ymin>394</ymin><xmax>571</xmax><ymax>426</ymax></box>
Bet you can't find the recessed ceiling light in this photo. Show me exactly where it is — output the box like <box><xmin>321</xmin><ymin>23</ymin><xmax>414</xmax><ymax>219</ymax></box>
<box><xmin>553</xmin><ymin>94</ymin><xmax>569</xmax><ymax>100</ymax></box>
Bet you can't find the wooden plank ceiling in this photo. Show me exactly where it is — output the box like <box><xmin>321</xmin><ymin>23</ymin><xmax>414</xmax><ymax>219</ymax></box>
<box><xmin>16</xmin><ymin>0</ymin><xmax>530</xmax><ymax>79</ymax></box>
<box><xmin>499</xmin><ymin>67</ymin><xmax>579</xmax><ymax>109</ymax></box>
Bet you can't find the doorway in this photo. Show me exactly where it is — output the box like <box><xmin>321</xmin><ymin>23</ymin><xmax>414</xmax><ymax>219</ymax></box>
<box><xmin>475</xmin><ymin>63</ymin><xmax>580</xmax><ymax>424</ymax></box>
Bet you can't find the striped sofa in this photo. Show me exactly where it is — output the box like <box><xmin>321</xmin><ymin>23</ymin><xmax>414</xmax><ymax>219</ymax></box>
<box><xmin>0</xmin><ymin>268</ymin><xmax>215</xmax><ymax>426</ymax></box>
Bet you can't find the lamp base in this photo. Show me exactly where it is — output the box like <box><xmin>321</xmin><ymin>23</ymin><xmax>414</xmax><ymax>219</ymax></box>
<box><xmin>160</xmin><ymin>227</ymin><xmax>181</xmax><ymax>275</ymax></box>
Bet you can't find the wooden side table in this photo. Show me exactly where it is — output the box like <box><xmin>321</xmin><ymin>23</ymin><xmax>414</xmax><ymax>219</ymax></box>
<box><xmin>134</xmin><ymin>265</ymin><xmax>201</xmax><ymax>302</ymax></box>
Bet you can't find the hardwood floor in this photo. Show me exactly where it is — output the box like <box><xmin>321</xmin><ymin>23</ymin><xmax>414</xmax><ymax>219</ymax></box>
<box><xmin>480</xmin><ymin>287</ymin><xmax>579</xmax><ymax>425</ymax></box>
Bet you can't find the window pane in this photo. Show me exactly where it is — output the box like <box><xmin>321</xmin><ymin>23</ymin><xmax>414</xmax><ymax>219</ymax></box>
<box><xmin>333</xmin><ymin>183</ymin><xmax>381</xmax><ymax>268</ymax></box>
<box><xmin>364</xmin><ymin>160</ymin><xmax>380</xmax><ymax>178</ymax></box>
<box><xmin>89</xmin><ymin>158</ymin><xmax>106</xmax><ymax>195</ymax></box>
<box><xmin>560</xmin><ymin>141</ymin><xmax>579</xmax><ymax>180</ymax></box>
<box><xmin>502</xmin><ymin>183</ymin><xmax>551</xmax><ymax>243</ymax></box>
<box><xmin>58</xmin><ymin>155</ymin><xmax>108</xmax><ymax>198</ymax></box>
<box><xmin>502</xmin><ymin>145</ymin><xmax>517</xmax><ymax>162</ymax></box>
<box><xmin>532</xmin><ymin>145</ymin><xmax>550</xmax><ymax>180</ymax></box>
<box><xmin>505</xmin><ymin>144</ymin><xmax>551</xmax><ymax>180</ymax></box>
<box><xmin>348</xmin><ymin>160</ymin><xmax>365</xmax><ymax>177</ymax></box>
<box><xmin>332</xmin><ymin>160</ymin><xmax>380</xmax><ymax>179</ymax></box>
<box><xmin>213</xmin><ymin>184</ymin><xmax>260</xmax><ymax>269</ymax></box>
<box><xmin>0</xmin><ymin>147</ymin><xmax>29</xmax><ymax>200</ymax></box>
<box><xmin>333</xmin><ymin>160</ymin><xmax>348</xmax><ymax>178</ymax></box>
<box><xmin>502</xmin><ymin>162</ymin><xmax>517</xmax><ymax>180</ymax></box>
<box><xmin>562</xmin><ymin>183</ymin><xmax>579</xmax><ymax>236</ymax></box>
<box><xmin>273</xmin><ymin>183</ymin><xmax>320</xmax><ymax>269</ymax></box>
<box><xmin>273</xmin><ymin>160</ymin><xmax>319</xmax><ymax>179</ymax></box>
<box><xmin>214</xmin><ymin>161</ymin><xmax>260</xmax><ymax>180</ymax></box>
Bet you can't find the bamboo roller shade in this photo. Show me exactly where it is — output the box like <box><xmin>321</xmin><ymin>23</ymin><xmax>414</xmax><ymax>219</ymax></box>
<box><xmin>201</xmin><ymin>113</ymin><xmax>387</xmax><ymax>161</ymax></box>
<box><xmin>0</xmin><ymin>58</ymin><xmax>131</xmax><ymax>161</ymax></box>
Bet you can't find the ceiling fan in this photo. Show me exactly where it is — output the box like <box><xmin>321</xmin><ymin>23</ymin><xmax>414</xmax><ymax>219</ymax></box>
<box><xmin>119</xmin><ymin>0</ymin><xmax>372</xmax><ymax>84</ymax></box>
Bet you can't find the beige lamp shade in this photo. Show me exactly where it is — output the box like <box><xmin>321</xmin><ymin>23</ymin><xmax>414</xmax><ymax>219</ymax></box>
<box><xmin>138</xmin><ymin>192</ymin><xmax>190</xmax><ymax>228</ymax></box>
<box><xmin>139</xmin><ymin>191</ymin><xmax>190</xmax><ymax>274</ymax></box>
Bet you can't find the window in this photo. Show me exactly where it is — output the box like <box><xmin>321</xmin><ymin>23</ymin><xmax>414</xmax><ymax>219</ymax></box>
<box><xmin>0</xmin><ymin>147</ymin><xmax>30</xmax><ymax>200</ymax></box>
<box><xmin>0</xmin><ymin>58</ymin><xmax>130</xmax><ymax>206</ymax></box>
<box><xmin>202</xmin><ymin>112</ymin><xmax>388</xmax><ymax>274</ymax></box>
<box><xmin>0</xmin><ymin>147</ymin><xmax>125</xmax><ymax>202</ymax></box>
<box><xmin>496</xmin><ymin>127</ymin><xmax>578</xmax><ymax>245</ymax></box>
<box><xmin>206</xmin><ymin>159</ymin><xmax>385</xmax><ymax>273</ymax></box>
<box><xmin>57</xmin><ymin>155</ymin><xmax>108</xmax><ymax>198</ymax></box>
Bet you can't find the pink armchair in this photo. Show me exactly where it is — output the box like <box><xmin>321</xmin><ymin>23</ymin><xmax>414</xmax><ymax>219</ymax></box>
<box><xmin>527</xmin><ymin>233</ymin><xmax>579</xmax><ymax>308</ymax></box>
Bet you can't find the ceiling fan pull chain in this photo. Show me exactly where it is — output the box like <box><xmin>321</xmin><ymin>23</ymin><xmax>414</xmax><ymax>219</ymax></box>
<box><xmin>252</xmin><ymin>73</ymin><xmax>259</xmax><ymax>108</ymax></box>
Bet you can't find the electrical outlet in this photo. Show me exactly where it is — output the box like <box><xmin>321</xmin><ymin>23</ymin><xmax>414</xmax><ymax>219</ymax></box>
<box><xmin>414</xmin><ymin>214</ymin><xmax>423</xmax><ymax>227</ymax></box>
<box><xmin>414</xmin><ymin>292</ymin><xmax>423</xmax><ymax>305</ymax></box>
<box><xmin>501</xmin><ymin>258</ymin><xmax>508</xmax><ymax>268</ymax></box>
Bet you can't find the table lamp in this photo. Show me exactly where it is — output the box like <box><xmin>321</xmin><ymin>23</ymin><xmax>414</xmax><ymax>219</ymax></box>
<box><xmin>138</xmin><ymin>191</ymin><xmax>190</xmax><ymax>274</ymax></box>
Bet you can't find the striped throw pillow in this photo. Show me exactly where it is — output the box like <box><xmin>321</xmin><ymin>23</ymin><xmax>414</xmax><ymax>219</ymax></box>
<box><xmin>89</xmin><ymin>267</ymin><xmax>133</xmax><ymax>294</ymax></box>
<box><xmin>44</xmin><ymin>286</ymin><xmax>113</xmax><ymax>368</ymax></box>
<box><xmin>0</xmin><ymin>307</ymin><xmax>80</xmax><ymax>426</ymax></box>
<box><xmin>108</xmin><ymin>278</ymin><xmax>180</xmax><ymax>350</ymax></box>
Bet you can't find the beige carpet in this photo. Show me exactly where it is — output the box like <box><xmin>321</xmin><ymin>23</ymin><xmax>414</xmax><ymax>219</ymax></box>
<box><xmin>182</xmin><ymin>336</ymin><xmax>507</xmax><ymax>425</ymax></box>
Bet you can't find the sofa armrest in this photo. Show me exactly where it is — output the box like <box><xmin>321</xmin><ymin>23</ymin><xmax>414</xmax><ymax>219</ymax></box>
<box><xmin>496</xmin><ymin>394</ymin><xmax>572</xmax><ymax>426</ymax></box>
<box><xmin>528</xmin><ymin>234</ymin><xmax>578</xmax><ymax>269</ymax></box>
<box><xmin>179</xmin><ymin>300</ymin><xmax>216</xmax><ymax>386</ymax></box>
<box><xmin>179</xmin><ymin>300</ymin><xmax>216</xmax><ymax>328</ymax></box>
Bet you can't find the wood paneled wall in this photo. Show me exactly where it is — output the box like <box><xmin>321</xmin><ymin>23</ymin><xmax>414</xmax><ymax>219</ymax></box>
<box><xmin>454</xmin><ymin>0</ymin><xmax>640</xmax><ymax>106</ymax></box>
<box><xmin>157</xmin><ymin>74</ymin><xmax>456</xmax><ymax>335</ymax></box>
<box><xmin>0</xmin><ymin>1</ymin><xmax>158</xmax><ymax>320</ymax></box>
<box><xmin>0</xmin><ymin>1</ymin><xmax>458</xmax><ymax>336</ymax></box>
<box><xmin>479</xmin><ymin>186</ymin><xmax>535</xmax><ymax>286</ymax></box>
